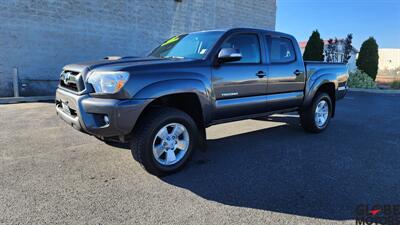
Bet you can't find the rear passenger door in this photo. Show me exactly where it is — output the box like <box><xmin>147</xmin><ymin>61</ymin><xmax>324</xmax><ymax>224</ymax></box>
<box><xmin>212</xmin><ymin>33</ymin><xmax>268</xmax><ymax>119</ymax></box>
<box><xmin>265</xmin><ymin>36</ymin><xmax>305</xmax><ymax>110</ymax></box>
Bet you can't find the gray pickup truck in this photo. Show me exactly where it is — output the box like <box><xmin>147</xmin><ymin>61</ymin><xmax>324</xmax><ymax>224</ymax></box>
<box><xmin>56</xmin><ymin>28</ymin><xmax>348</xmax><ymax>176</ymax></box>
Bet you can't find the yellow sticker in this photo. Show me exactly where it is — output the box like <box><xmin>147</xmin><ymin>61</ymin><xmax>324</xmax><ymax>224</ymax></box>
<box><xmin>161</xmin><ymin>36</ymin><xmax>180</xmax><ymax>47</ymax></box>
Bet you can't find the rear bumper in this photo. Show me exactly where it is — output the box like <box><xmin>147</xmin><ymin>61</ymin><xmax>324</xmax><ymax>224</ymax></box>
<box><xmin>336</xmin><ymin>83</ymin><xmax>348</xmax><ymax>100</ymax></box>
<box><xmin>55</xmin><ymin>88</ymin><xmax>150</xmax><ymax>138</ymax></box>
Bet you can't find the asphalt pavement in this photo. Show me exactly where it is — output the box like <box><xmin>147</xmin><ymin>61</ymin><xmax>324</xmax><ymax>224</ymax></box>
<box><xmin>1</xmin><ymin>91</ymin><xmax>399</xmax><ymax>225</ymax></box>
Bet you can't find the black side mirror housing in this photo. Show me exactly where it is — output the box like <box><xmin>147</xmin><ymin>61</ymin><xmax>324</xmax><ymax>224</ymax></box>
<box><xmin>217</xmin><ymin>48</ymin><xmax>242</xmax><ymax>63</ymax></box>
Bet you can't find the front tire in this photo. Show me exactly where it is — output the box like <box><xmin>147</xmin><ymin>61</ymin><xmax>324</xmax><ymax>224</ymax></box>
<box><xmin>300</xmin><ymin>92</ymin><xmax>333</xmax><ymax>133</ymax></box>
<box><xmin>129</xmin><ymin>107</ymin><xmax>198</xmax><ymax>176</ymax></box>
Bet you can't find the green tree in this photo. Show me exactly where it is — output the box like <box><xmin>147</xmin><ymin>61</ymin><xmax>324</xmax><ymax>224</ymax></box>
<box><xmin>343</xmin><ymin>33</ymin><xmax>353</xmax><ymax>63</ymax></box>
<box><xmin>356</xmin><ymin>37</ymin><xmax>379</xmax><ymax>80</ymax></box>
<box><xmin>303</xmin><ymin>30</ymin><xmax>324</xmax><ymax>61</ymax></box>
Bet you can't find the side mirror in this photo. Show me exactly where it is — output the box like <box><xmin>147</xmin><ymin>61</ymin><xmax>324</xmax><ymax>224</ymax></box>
<box><xmin>217</xmin><ymin>48</ymin><xmax>242</xmax><ymax>63</ymax></box>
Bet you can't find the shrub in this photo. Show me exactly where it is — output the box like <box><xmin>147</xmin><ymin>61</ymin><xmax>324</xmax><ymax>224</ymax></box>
<box><xmin>391</xmin><ymin>80</ymin><xmax>400</xmax><ymax>89</ymax></box>
<box><xmin>303</xmin><ymin>30</ymin><xmax>324</xmax><ymax>61</ymax></box>
<box><xmin>356</xmin><ymin>37</ymin><xmax>379</xmax><ymax>80</ymax></box>
<box><xmin>348</xmin><ymin>69</ymin><xmax>377</xmax><ymax>89</ymax></box>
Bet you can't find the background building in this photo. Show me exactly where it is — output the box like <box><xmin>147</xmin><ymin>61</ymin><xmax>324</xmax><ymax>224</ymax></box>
<box><xmin>0</xmin><ymin>0</ymin><xmax>277</xmax><ymax>97</ymax></box>
<box><xmin>378</xmin><ymin>49</ymin><xmax>400</xmax><ymax>70</ymax></box>
<box><xmin>376</xmin><ymin>48</ymin><xmax>400</xmax><ymax>83</ymax></box>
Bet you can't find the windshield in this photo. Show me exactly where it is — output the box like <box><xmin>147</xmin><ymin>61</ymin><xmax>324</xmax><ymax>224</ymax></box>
<box><xmin>149</xmin><ymin>31</ymin><xmax>224</xmax><ymax>59</ymax></box>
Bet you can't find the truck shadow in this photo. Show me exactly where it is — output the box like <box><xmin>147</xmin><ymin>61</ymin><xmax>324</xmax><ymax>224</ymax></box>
<box><xmin>162</xmin><ymin>115</ymin><xmax>400</xmax><ymax>221</ymax></box>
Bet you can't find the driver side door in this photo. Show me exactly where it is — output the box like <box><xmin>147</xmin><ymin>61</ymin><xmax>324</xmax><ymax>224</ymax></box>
<box><xmin>212</xmin><ymin>33</ymin><xmax>268</xmax><ymax>120</ymax></box>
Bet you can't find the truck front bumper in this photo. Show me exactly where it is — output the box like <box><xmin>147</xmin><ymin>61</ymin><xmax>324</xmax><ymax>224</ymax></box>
<box><xmin>55</xmin><ymin>88</ymin><xmax>150</xmax><ymax>138</ymax></box>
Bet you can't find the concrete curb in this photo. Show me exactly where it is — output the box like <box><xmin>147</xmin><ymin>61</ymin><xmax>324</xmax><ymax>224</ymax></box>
<box><xmin>349</xmin><ymin>88</ymin><xmax>400</xmax><ymax>94</ymax></box>
<box><xmin>0</xmin><ymin>96</ymin><xmax>54</xmax><ymax>104</ymax></box>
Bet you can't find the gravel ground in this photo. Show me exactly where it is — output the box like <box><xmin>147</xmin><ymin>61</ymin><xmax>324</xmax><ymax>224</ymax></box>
<box><xmin>1</xmin><ymin>91</ymin><xmax>400</xmax><ymax>225</ymax></box>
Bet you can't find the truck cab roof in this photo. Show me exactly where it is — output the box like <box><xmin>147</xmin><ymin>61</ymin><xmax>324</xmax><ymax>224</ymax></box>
<box><xmin>191</xmin><ymin>28</ymin><xmax>295</xmax><ymax>39</ymax></box>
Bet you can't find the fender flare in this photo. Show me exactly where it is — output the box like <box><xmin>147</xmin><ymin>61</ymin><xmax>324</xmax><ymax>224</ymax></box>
<box><xmin>134</xmin><ymin>79</ymin><xmax>213</xmax><ymax>124</ymax></box>
<box><xmin>303</xmin><ymin>73</ymin><xmax>338</xmax><ymax>107</ymax></box>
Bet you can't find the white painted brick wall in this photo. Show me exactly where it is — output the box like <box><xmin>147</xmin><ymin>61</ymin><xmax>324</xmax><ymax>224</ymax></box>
<box><xmin>0</xmin><ymin>0</ymin><xmax>276</xmax><ymax>96</ymax></box>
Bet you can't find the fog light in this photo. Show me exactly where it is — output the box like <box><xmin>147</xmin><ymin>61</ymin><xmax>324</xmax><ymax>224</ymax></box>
<box><xmin>104</xmin><ymin>115</ymin><xmax>110</xmax><ymax>125</ymax></box>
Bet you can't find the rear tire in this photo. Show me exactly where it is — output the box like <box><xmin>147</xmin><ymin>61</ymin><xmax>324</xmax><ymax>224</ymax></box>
<box><xmin>300</xmin><ymin>92</ymin><xmax>333</xmax><ymax>133</ymax></box>
<box><xmin>129</xmin><ymin>107</ymin><xmax>198</xmax><ymax>176</ymax></box>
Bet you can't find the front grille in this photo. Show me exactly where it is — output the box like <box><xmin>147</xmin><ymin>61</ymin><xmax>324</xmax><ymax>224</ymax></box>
<box><xmin>59</xmin><ymin>70</ymin><xmax>85</xmax><ymax>92</ymax></box>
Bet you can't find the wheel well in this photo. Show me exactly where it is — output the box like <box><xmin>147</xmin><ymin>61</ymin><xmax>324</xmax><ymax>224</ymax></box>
<box><xmin>316</xmin><ymin>83</ymin><xmax>336</xmax><ymax>117</ymax></box>
<box><xmin>136</xmin><ymin>93</ymin><xmax>205</xmax><ymax>130</ymax></box>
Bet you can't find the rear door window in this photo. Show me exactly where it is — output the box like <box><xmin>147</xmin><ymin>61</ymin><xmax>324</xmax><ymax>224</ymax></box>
<box><xmin>267</xmin><ymin>37</ymin><xmax>296</xmax><ymax>63</ymax></box>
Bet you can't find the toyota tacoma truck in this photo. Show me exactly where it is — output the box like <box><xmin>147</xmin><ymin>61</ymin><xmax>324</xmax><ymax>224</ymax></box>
<box><xmin>56</xmin><ymin>28</ymin><xmax>349</xmax><ymax>176</ymax></box>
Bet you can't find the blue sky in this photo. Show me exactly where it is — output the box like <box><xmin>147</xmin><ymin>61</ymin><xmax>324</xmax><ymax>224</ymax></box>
<box><xmin>276</xmin><ymin>0</ymin><xmax>400</xmax><ymax>49</ymax></box>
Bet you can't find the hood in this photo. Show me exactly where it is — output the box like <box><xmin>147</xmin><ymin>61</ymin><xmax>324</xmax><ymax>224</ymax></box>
<box><xmin>63</xmin><ymin>56</ymin><xmax>198</xmax><ymax>77</ymax></box>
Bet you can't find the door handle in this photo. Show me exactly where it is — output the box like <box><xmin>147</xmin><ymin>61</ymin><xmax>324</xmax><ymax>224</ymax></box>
<box><xmin>294</xmin><ymin>70</ymin><xmax>303</xmax><ymax>76</ymax></box>
<box><xmin>256</xmin><ymin>71</ymin><xmax>266</xmax><ymax>78</ymax></box>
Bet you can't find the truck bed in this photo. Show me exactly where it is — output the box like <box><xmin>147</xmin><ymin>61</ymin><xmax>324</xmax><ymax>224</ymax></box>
<box><xmin>304</xmin><ymin>61</ymin><xmax>347</xmax><ymax>77</ymax></box>
<box><xmin>304</xmin><ymin>61</ymin><xmax>349</xmax><ymax>100</ymax></box>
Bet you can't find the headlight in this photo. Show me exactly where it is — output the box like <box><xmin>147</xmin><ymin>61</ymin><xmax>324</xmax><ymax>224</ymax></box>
<box><xmin>87</xmin><ymin>71</ymin><xmax>129</xmax><ymax>94</ymax></box>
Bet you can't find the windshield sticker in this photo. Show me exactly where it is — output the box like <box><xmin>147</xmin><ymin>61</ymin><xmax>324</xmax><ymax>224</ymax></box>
<box><xmin>161</xmin><ymin>36</ymin><xmax>180</xmax><ymax>47</ymax></box>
